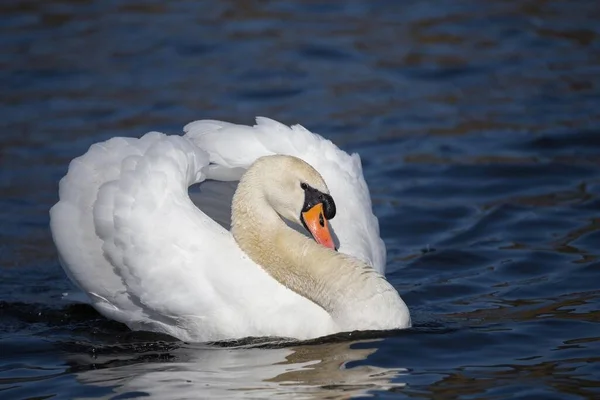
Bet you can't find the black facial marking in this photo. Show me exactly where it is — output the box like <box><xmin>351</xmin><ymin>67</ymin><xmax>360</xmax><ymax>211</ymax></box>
<box><xmin>301</xmin><ymin>184</ymin><xmax>336</xmax><ymax>220</ymax></box>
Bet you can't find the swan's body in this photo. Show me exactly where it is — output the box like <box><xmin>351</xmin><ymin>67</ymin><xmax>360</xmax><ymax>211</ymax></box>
<box><xmin>50</xmin><ymin>117</ymin><xmax>410</xmax><ymax>342</ymax></box>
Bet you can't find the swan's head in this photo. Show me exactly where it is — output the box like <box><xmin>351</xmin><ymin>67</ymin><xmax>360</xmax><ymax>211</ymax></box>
<box><xmin>245</xmin><ymin>155</ymin><xmax>337</xmax><ymax>250</ymax></box>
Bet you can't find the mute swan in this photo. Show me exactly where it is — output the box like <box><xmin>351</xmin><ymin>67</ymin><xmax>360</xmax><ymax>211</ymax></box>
<box><xmin>50</xmin><ymin>117</ymin><xmax>410</xmax><ymax>342</ymax></box>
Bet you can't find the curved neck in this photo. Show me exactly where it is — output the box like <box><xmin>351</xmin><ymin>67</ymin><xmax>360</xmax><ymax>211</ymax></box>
<box><xmin>231</xmin><ymin>184</ymin><xmax>335</xmax><ymax>302</ymax></box>
<box><xmin>230</xmin><ymin>176</ymin><xmax>408</xmax><ymax>330</ymax></box>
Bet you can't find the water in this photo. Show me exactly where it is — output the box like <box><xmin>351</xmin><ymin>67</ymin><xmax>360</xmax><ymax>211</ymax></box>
<box><xmin>2</xmin><ymin>0</ymin><xmax>600</xmax><ymax>398</ymax></box>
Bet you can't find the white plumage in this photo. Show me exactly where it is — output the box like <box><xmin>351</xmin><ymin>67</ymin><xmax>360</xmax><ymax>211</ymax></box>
<box><xmin>50</xmin><ymin>117</ymin><xmax>409</xmax><ymax>342</ymax></box>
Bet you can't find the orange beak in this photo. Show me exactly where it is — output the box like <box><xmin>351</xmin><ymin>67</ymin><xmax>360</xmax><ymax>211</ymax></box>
<box><xmin>301</xmin><ymin>203</ymin><xmax>335</xmax><ymax>250</ymax></box>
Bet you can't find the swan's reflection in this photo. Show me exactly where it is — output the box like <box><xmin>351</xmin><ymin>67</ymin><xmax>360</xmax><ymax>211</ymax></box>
<box><xmin>73</xmin><ymin>339</ymin><xmax>407</xmax><ymax>399</ymax></box>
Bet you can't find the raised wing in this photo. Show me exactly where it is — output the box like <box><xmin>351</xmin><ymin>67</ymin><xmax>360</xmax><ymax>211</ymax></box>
<box><xmin>50</xmin><ymin>133</ymin><xmax>169</xmax><ymax>324</ymax></box>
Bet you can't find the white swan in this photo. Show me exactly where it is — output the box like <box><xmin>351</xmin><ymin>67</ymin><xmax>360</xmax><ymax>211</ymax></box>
<box><xmin>50</xmin><ymin>117</ymin><xmax>410</xmax><ymax>342</ymax></box>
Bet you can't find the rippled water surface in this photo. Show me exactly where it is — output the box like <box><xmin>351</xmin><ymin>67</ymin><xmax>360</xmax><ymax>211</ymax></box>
<box><xmin>2</xmin><ymin>0</ymin><xmax>600</xmax><ymax>399</ymax></box>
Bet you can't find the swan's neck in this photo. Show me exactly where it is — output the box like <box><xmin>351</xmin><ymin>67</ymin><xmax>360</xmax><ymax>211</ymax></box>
<box><xmin>231</xmin><ymin>181</ymin><xmax>409</xmax><ymax>331</ymax></box>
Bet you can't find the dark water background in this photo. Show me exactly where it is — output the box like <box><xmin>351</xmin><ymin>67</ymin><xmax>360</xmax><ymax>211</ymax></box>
<box><xmin>2</xmin><ymin>0</ymin><xmax>600</xmax><ymax>398</ymax></box>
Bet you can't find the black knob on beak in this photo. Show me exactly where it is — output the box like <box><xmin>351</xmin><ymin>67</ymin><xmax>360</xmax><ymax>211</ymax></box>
<box><xmin>301</xmin><ymin>184</ymin><xmax>336</xmax><ymax>220</ymax></box>
<box><xmin>321</xmin><ymin>193</ymin><xmax>336</xmax><ymax>220</ymax></box>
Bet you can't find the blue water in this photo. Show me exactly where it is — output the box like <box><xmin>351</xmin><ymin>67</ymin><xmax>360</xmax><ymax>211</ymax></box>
<box><xmin>2</xmin><ymin>1</ymin><xmax>600</xmax><ymax>398</ymax></box>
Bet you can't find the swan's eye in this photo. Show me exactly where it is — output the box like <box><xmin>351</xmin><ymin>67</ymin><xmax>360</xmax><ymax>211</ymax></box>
<box><xmin>300</xmin><ymin>182</ymin><xmax>308</xmax><ymax>190</ymax></box>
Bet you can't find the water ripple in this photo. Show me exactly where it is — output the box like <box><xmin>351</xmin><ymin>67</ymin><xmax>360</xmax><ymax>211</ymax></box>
<box><xmin>2</xmin><ymin>0</ymin><xmax>600</xmax><ymax>398</ymax></box>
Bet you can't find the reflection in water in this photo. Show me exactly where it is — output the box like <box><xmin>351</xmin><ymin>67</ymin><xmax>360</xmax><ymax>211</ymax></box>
<box><xmin>71</xmin><ymin>340</ymin><xmax>407</xmax><ymax>399</ymax></box>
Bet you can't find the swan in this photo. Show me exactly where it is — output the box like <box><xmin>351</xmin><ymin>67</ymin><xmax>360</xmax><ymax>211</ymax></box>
<box><xmin>50</xmin><ymin>117</ymin><xmax>410</xmax><ymax>342</ymax></box>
